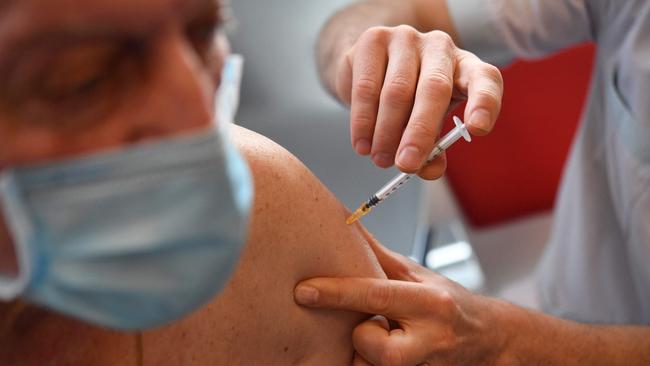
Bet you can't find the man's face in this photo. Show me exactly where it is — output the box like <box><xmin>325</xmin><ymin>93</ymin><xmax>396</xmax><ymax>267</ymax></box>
<box><xmin>0</xmin><ymin>0</ymin><xmax>228</xmax><ymax>170</ymax></box>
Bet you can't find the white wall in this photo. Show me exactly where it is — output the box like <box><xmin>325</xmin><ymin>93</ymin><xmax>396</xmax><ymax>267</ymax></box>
<box><xmin>229</xmin><ymin>0</ymin><xmax>426</xmax><ymax>255</ymax></box>
<box><xmin>229</xmin><ymin>0</ymin><xmax>351</xmax><ymax>112</ymax></box>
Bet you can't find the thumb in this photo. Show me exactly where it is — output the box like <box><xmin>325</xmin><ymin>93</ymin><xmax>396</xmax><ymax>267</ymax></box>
<box><xmin>353</xmin><ymin>317</ymin><xmax>428</xmax><ymax>366</ymax></box>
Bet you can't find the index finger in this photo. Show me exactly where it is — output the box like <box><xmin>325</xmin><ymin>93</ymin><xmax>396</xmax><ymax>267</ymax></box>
<box><xmin>294</xmin><ymin>277</ymin><xmax>426</xmax><ymax>319</ymax></box>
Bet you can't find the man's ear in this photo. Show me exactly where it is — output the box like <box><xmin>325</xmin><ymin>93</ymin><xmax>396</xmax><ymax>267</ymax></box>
<box><xmin>0</xmin><ymin>300</ymin><xmax>27</xmax><ymax>340</ymax></box>
<box><xmin>0</xmin><ymin>213</ymin><xmax>18</xmax><ymax>277</ymax></box>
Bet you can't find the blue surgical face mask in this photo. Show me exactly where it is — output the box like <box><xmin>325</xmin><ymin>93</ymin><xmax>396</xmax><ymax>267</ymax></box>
<box><xmin>0</xmin><ymin>55</ymin><xmax>253</xmax><ymax>330</ymax></box>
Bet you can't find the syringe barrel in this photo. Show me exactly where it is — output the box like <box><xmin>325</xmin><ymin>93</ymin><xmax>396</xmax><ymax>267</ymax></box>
<box><xmin>426</xmin><ymin>146</ymin><xmax>445</xmax><ymax>163</ymax></box>
<box><xmin>375</xmin><ymin>172</ymin><xmax>412</xmax><ymax>201</ymax></box>
<box><xmin>425</xmin><ymin>123</ymin><xmax>468</xmax><ymax>162</ymax></box>
<box><xmin>374</xmin><ymin>126</ymin><xmax>463</xmax><ymax>201</ymax></box>
<box><xmin>437</xmin><ymin>128</ymin><xmax>463</xmax><ymax>150</ymax></box>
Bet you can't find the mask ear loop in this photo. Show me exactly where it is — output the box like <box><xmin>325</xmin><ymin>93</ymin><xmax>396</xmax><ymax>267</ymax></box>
<box><xmin>0</xmin><ymin>172</ymin><xmax>33</xmax><ymax>301</ymax></box>
<box><xmin>215</xmin><ymin>54</ymin><xmax>244</xmax><ymax>135</ymax></box>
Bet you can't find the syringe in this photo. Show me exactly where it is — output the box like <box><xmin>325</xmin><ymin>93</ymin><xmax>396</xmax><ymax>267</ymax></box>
<box><xmin>346</xmin><ymin>116</ymin><xmax>472</xmax><ymax>225</ymax></box>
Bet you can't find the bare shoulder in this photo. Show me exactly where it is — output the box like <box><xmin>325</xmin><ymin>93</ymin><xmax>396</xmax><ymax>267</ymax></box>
<box><xmin>144</xmin><ymin>126</ymin><xmax>386</xmax><ymax>365</ymax></box>
<box><xmin>231</xmin><ymin>125</ymin><xmax>359</xmax><ymax>255</ymax></box>
<box><xmin>232</xmin><ymin>125</ymin><xmax>320</xmax><ymax>202</ymax></box>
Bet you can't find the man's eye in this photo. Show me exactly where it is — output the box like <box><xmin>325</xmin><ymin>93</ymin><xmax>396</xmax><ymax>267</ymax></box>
<box><xmin>0</xmin><ymin>39</ymin><xmax>144</xmax><ymax>126</ymax></box>
<box><xmin>188</xmin><ymin>22</ymin><xmax>217</xmax><ymax>43</ymax></box>
<box><xmin>39</xmin><ymin>44</ymin><xmax>122</xmax><ymax>100</ymax></box>
<box><xmin>186</xmin><ymin>16</ymin><xmax>221</xmax><ymax>57</ymax></box>
<box><xmin>41</xmin><ymin>64</ymin><xmax>110</xmax><ymax>100</ymax></box>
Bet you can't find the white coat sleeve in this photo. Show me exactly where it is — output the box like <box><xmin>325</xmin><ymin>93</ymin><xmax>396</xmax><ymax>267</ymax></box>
<box><xmin>446</xmin><ymin>0</ymin><xmax>598</xmax><ymax>65</ymax></box>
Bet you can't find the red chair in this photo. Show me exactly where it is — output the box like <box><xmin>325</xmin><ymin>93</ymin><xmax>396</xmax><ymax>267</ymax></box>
<box><xmin>444</xmin><ymin>44</ymin><xmax>595</xmax><ymax>228</ymax></box>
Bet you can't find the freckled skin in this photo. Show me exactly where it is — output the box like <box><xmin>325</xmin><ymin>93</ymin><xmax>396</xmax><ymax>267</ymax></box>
<box><xmin>0</xmin><ymin>305</ymin><xmax>140</xmax><ymax>365</ymax></box>
<box><xmin>0</xmin><ymin>126</ymin><xmax>387</xmax><ymax>366</ymax></box>
<box><xmin>141</xmin><ymin>126</ymin><xmax>387</xmax><ymax>365</ymax></box>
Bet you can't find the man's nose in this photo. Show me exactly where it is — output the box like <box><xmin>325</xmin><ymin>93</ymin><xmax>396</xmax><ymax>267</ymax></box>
<box><xmin>128</xmin><ymin>27</ymin><xmax>217</xmax><ymax>141</ymax></box>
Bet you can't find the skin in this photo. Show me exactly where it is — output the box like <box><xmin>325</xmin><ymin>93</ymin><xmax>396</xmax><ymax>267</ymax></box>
<box><xmin>0</xmin><ymin>126</ymin><xmax>387</xmax><ymax>365</ymax></box>
<box><xmin>0</xmin><ymin>0</ymin><xmax>223</xmax><ymax>279</ymax></box>
<box><xmin>317</xmin><ymin>0</ymin><xmax>503</xmax><ymax>180</ymax></box>
<box><xmin>142</xmin><ymin>127</ymin><xmax>386</xmax><ymax>365</ymax></box>
<box><xmin>302</xmin><ymin>0</ymin><xmax>650</xmax><ymax>364</ymax></box>
<box><xmin>296</xmin><ymin>243</ymin><xmax>650</xmax><ymax>366</ymax></box>
<box><xmin>0</xmin><ymin>0</ymin><xmax>387</xmax><ymax>364</ymax></box>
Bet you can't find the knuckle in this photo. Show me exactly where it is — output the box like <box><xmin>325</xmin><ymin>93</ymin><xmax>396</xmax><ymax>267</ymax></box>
<box><xmin>366</xmin><ymin>284</ymin><xmax>395</xmax><ymax>314</ymax></box>
<box><xmin>351</xmin><ymin>112</ymin><xmax>376</xmax><ymax>131</ymax></box>
<box><xmin>421</xmin><ymin>71</ymin><xmax>453</xmax><ymax>99</ymax></box>
<box><xmin>435</xmin><ymin>290</ymin><xmax>458</xmax><ymax>317</ymax></box>
<box><xmin>437</xmin><ymin>290</ymin><xmax>455</xmax><ymax>307</ymax></box>
<box><xmin>481</xmin><ymin>63</ymin><xmax>504</xmax><ymax>86</ymax></box>
<box><xmin>354</xmin><ymin>77</ymin><xmax>382</xmax><ymax>103</ymax></box>
<box><xmin>428</xmin><ymin>30</ymin><xmax>455</xmax><ymax>49</ymax></box>
<box><xmin>388</xmin><ymin>73</ymin><xmax>413</xmax><ymax>89</ymax></box>
<box><xmin>392</xmin><ymin>24</ymin><xmax>419</xmax><ymax>40</ymax></box>
<box><xmin>424</xmin><ymin>71</ymin><xmax>453</xmax><ymax>90</ymax></box>
<box><xmin>407</xmin><ymin>119</ymin><xmax>438</xmax><ymax>140</ymax></box>
<box><xmin>393</xmin><ymin>24</ymin><xmax>416</xmax><ymax>33</ymax></box>
<box><xmin>361</xmin><ymin>26</ymin><xmax>390</xmax><ymax>44</ymax></box>
<box><xmin>382</xmin><ymin>78</ymin><xmax>415</xmax><ymax>107</ymax></box>
<box><xmin>474</xmin><ymin>88</ymin><xmax>502</xmax><ymax>110</ymax></box>
<box><xmin>332</xmin><ymin>284</ymin><xmax>347</xmax><ymax>307</ymax></box>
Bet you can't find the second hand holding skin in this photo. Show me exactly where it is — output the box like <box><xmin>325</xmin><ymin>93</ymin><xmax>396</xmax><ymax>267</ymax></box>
<box><xmin>295</xmin><ymin>235</ymin><xmax>508</xmax><ymax>366</ymax></box>
<box><xmin>346</xmin><ymin>116</ymin><xmax>471</xmax><ymax>224</ymax></box>
<box><xmin>294</xmin><ymin>235</ymin><xmax>650</xmax><ymax>366</ymax></box>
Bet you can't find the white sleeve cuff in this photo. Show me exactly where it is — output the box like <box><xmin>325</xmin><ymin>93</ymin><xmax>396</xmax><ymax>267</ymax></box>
<box><xmin>446</xmin><ymin>0</ymin><xmax>515</xmax><ymax>66</ymax></box>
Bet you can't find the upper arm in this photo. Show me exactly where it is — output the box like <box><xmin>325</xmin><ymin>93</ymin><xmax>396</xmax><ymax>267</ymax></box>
<box><xmin>446</xmin><ymin>0</ymin><xmax>597</xmax><ymax>65</ymax></box>
<box><xmin>142</xmin><ymin>126</ymin><xmax>387</xmax><ymax>365</ymax></box>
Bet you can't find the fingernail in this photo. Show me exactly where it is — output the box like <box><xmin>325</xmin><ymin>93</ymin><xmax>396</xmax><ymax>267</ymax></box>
<box><xmin>397</xmin><ymin>146</ymin><xmax>422</xmax><ymax>171</ymax></box>
<box><xmin>295</xmin><ymin>285</ymin><xmax>319</xmax><ymax>305</ymax></box>
<box><xmin>354</xmin><ymin>139</ymin><xmax>371</xmax><ymax>155</ymax></box>
<box><xmin>470</xmin><ymin>109</ymin><xmax>492</xmax><ymax>133</ymax></box>
<box><xmin>372</xmin><ymin>152</ymin><xmax>393</xmax><ymax>168</ymax></box>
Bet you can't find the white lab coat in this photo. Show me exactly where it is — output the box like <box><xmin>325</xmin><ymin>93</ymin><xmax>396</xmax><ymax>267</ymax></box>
<box><xmin>448</xmin><ymin>0</ymin><xmax>650</xmax><ymax>324</ymax></box>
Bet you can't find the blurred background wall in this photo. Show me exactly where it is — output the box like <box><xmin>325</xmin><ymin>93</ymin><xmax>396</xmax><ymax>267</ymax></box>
<box><xmin>228</xmin><ymin>0</ymin><xmax>594</xmax><ymax>308</ymax></box>
<box><xmin>229</xmin><ymin>0</ymin><xmax>427</xmax><ymax>256</ymax></box>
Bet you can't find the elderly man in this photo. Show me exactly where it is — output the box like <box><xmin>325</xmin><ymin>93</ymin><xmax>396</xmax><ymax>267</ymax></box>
<box><xmin>0</xmin><ymin>0</ymin><xmax>393</xmax><ymax>364</ymax></box>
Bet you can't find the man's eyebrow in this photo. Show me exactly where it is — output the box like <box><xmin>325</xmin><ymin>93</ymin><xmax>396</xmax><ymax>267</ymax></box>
<box><xmin>0</xmin><ymin>0</ymin><xmax>16</xmax><ymax>24</ymax></box>
<box><xmin>0</xmin><ymin>0</ymin><xmax>222</xmax><ymax>66</ymax></box>
<box><xmin>0</xmin><ymin>0</ymin><xmax>14</xmax><ymax>12</ymax></box>
<box><xmin>6</xmin><ymin>0</ymin><xmax>220</xmax><ymax>39</ymax></box>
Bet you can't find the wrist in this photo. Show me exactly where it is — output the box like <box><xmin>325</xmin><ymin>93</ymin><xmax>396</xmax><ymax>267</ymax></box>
<box><xmin>477</xmin><ymin>297</ymin><xmax>539</xmax><ymax>366</ymax></box>
<box><xmin>484</xmin><ymin>299</ymin><xmax>599</xmax><ymax>366</ymax></box>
